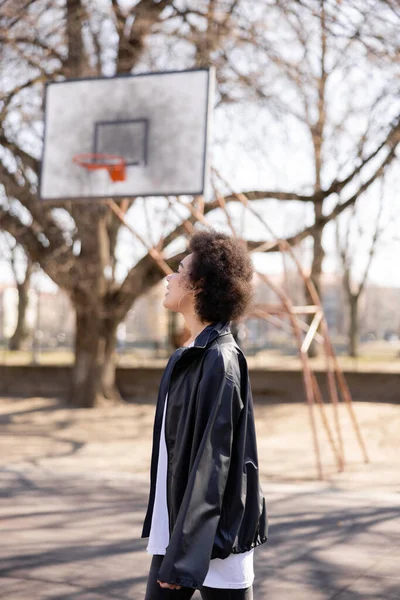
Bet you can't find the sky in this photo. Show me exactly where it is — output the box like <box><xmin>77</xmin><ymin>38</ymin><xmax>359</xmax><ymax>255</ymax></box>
<box><xmin>1</xmin><ymin>111</ymin><xmax>400</xmax><ymax>293</ymax></box>
<box><xmin>1</xmin><ymin>1</ymin><xmax>400</xmax><ymax>293</ymax></box>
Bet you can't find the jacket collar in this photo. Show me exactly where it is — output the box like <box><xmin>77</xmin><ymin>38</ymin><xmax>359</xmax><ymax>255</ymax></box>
<box><xmin>192</xmin><ymin>321</ymin><xmax>232</xmax><ymax>348</ymax></box>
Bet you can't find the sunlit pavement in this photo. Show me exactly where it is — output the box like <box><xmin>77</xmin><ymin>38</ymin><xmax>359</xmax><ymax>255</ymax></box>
<box><xmin>1</xmin><ymin>468</ymin><xmax>399</xmax><ymax>599</ymax></box>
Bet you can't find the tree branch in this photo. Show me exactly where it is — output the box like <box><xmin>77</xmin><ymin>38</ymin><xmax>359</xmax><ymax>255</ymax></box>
<box><xmin>63</xmin><ymin>0</ymin><xmax>85</xmax><ymax>77</ymax></box>
<box><xmin>115</xmin><ymin>0</ymin><xmax>170</xmax><ymax>73</ymax></box>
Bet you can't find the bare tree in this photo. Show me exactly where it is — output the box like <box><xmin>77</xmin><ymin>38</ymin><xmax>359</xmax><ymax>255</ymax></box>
<box><xmin>335</xmin><ymin>177</ymin><xmax>391</xmax><ymax>357</ymax></box>
<box><xmin>0</xmin><ymin>232</ymin><xmax>34</xmax><ymax>350</ymax></box>
<box><xmin>227</xmin><ymin>0</ymin><xmax>400</xmax><ymax>354</ymax></box>
<box><xmin>0</xmin><ymin>0</ymin><xmax>260</xmax><ymax>406</ymax></box>
<box><xmin>1</xmin><ymin>0</ymin><xmax>400</xmax><ymax>406</ymax></box>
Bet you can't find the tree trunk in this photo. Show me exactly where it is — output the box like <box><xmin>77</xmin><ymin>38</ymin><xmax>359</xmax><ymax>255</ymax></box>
<box><xmin>70</xmin><ymin>308</ymin><xmax>122</xmax><ymax>407</ymax></box>
<box><xmin>306</xmin><ymin>2</ymin><xmax>327</xmax><ymax>359</ymax></box>
<box><xmin>9</xmin><ymin>260</ymin><xmax>32</xmax><ymax>351</ymax></box>
<box><xmin>305</xmin><ymin>211</ymin><xmax>325</xmax><ymax>358</ymax></box>
<box><xmin>348</xmin><ymin>296</ymin><xmax>359</xmax><ymax>358</ymax></box>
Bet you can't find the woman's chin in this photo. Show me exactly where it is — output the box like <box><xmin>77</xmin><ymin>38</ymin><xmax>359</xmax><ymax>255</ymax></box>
<box><xmin>163</xmin><ymin>295</ymin><xmax>173</xmax><ymax>309</ymax></box>
<box><xmin>163</xmin><ymin>295</ymin><xmax>179</xmax><ymax>312</ymax></box>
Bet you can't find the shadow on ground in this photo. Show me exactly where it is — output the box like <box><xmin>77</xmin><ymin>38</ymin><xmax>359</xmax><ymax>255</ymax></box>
<box><xmin>1</xmin><ymin>468</ymin><xmax>399</xmax><ymax>599</ymax></box>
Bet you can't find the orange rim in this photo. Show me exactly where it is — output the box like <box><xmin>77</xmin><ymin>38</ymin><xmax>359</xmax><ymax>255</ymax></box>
<box><xmin>72</xmin><ymin>153</ymin><xmax>126</xmax><ymax>182</ymax></box>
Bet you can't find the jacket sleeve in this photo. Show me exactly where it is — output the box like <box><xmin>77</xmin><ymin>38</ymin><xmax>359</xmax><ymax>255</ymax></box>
<box><xmin>156</xmin><ymin>349</ymin><xmax>243</xmax><ymax>589</ymax></box>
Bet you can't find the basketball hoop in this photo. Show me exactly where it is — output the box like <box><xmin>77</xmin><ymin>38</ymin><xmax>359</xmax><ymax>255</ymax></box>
<box><xmin>72</xmin><ymin>153</ymin><xmax>126</xmax><ymax>182</ymax></box>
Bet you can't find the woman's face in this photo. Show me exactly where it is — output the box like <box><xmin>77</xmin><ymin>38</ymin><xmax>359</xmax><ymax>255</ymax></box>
<box><xmin>163</xmin><ymin>253</ymin><xmax>194</xmax><ymax>313</ymax></box>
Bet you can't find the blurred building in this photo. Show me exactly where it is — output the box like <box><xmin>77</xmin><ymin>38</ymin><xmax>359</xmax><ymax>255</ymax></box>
<box><xmin>120</xmin><ymin>280</ymin><xmax>169</xmax><ymax>349</ymax></box>
<box><xmin>361</xmin><ymin>285</ymin><xmax>400</xmax><ymax>340</ymax></box>
<box><xmin>0</xmin><ymin>284</ymin><xmax>75</xmax><ymax>348</ymax></box>
<box><xmin>0</xmin><ymin>280</ymin><xmax>170</xmax><ymax>350</ymax></box>
<box><xmin>249</xmin><ymin>272</ymin><xmax>400</xmax><ymax>344</ymax></box>
<box><xmin>1</xmin><ymin>274</ymin><xmax>400</xmax><ymax>352</ymax></box>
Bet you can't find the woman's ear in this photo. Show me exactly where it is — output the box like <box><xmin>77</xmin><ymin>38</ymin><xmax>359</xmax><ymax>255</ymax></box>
<box><xmin>192</xmin><ymin>277</ymin><xmax>205</xmax><ymax>294</ymax></box>
<box><xmin>192</xmin><ymin>284</ymin><xmax>203</xmax><ymax>297</ymax></box>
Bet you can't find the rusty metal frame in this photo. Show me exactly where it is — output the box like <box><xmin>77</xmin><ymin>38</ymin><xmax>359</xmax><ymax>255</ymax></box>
<box><xmin>107</xmin><ymin>174</ymin><xmax>369</xmax><ymax>479</ymax></box>
<box><xmin>212</xmin><ymin>170</ymin><xmax>369</xmax><ymax>479</ymax></box>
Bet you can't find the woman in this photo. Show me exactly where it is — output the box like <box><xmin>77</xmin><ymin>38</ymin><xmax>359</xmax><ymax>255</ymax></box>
<box><xmin>141</xmin><ymin>230</ymin><xmax>268</xmax><ymax>599</ymax></box>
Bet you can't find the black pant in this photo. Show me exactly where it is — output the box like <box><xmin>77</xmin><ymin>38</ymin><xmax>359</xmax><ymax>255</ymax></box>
<box><xmin>144</xmin><ymin>554</ymin><xmax>254</xmax><ymax>600</ymax></box>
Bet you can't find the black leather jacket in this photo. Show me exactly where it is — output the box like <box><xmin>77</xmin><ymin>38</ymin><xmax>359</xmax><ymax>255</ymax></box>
<box><xmin>141</xmin><ymin>321</ymin><xmax>268</xmax><ymax>589</ymax></box>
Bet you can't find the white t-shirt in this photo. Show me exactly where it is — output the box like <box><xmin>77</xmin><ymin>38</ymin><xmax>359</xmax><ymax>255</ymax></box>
<box><xmin>146</xmin><ymin>343</ymin><xmax>254</xmax><ymax>589</ymax></box>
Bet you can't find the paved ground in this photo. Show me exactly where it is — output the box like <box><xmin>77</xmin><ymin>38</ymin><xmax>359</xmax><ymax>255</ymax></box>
<box><xmin>1</xmin><ymin>468</ymin><xmax>399</xmax><ymax>599</ymax></box>
<box><xmin>1</xmin><ymin>396</ymin><xmax>400</xmax><ymax>492</ymax></box>
<box><xmin>1</xmin><ymin>396</ymin><xmax>400</xmax><ymax>599</ymax></box>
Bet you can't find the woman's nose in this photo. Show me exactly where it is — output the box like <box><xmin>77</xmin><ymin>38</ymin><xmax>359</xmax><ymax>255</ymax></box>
<box><xmin>166</xmin><ymin>274</ymin><xmax>172</xmax><ymax>282</ymax></box>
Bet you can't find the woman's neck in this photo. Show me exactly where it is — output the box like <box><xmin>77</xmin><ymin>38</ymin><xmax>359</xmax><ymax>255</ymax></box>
<box><xmin>183</xmin><ymin>313</ymin><xmax>213</xmax><ymax>346</ymax></box>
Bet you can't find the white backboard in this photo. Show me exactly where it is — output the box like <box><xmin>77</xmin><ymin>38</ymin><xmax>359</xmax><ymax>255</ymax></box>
<box><xmin>39</xmin><ymin>68</ymin><xmax>214</xmax><ymax>202</ymax></box>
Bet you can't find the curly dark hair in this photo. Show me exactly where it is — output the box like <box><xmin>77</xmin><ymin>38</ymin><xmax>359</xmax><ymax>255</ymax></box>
<box><xmin>185</xmin><ymin>229</ymin><xmax>254</xmax><ymax>323</ymax></box>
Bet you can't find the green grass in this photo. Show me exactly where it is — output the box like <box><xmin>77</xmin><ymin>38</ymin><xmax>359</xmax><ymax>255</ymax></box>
<box><xmin>1</xmin><ymin>342</ymin><xmax>400</xmax><ymax>372</ymax></box>
<box><xmin>0</xmin><ymin>349</ymin><xmax>75</xmax><ymax>365</ymax></box>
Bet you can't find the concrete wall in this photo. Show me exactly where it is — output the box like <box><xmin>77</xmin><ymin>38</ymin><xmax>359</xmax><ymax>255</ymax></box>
<box><xmin>0</xmin><ymin>365</ymin><xmax>399</xmax><ymax>404</ymax></box>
